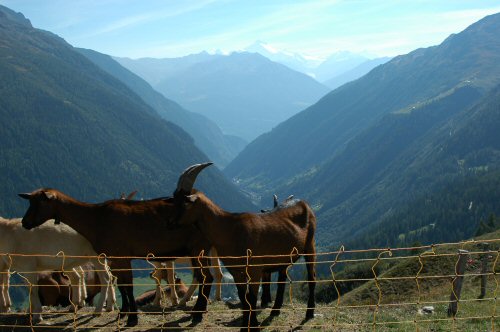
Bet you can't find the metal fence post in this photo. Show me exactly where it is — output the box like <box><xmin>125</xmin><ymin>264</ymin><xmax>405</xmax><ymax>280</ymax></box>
<box><xmin>447</xmin><ymin>249</ymin><xmax>469</xmax><ymax>317</ymax></box>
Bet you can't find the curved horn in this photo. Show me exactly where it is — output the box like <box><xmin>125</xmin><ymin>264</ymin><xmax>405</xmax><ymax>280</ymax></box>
<box><xmin>175</xmin><ymin>162</ymin><xmax>213</xmax><ymax>195</ymax></box>
<box><xmin>18</xmin><ymin>193</ymin><xmax>32</xmax><ymax>200</ymax></box>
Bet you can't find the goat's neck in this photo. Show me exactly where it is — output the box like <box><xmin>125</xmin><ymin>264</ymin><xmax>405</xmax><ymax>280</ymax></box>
<box><xmin>52</xmin><ymin>197</ymin><xmax>98</xmax><ymax>244</ymax></box>
<box><xmin>196</xmin><ymin>199</ymin><xmax>234</xmax><ymax>244</ymax></box>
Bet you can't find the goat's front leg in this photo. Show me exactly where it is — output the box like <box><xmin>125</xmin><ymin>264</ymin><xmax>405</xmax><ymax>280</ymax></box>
<box><xmin>26</xmin><ymin>273</ymin><xmax>43</xmax><ymax>324</ymax></box>
<box><xmin>92</xmin><ymin>258</ymin><xmax>116</xmax><ymax>313</ymax></box>
<box><xmin>236</xmin><ymin>281</ymin><xmax>260</xmax><ymax>331</ymax></box>
<box><xmin>114</xmin><ymin>262</ymin><xmax>137</xmax><ymax>327</ymax></box>
<box><xmin>165</xmin><ymin>261</ymin><xmax>179</xmax><ymax>306</ymax></box>
<box><xmin>0</xmin><ymin>271</ymin><xmax>7</xmax><ymax>312</ymax></box>
<box><xmin>150</xmin><ymin>261</ymin><xmax>163</xmax><ymax>306</ymax></box>
<box><xmin>104</xmin><ymin>266</ymin><xmax>116</xmax><ymax>312</ymax></box>
<box><xmin>0</xmin><ymin>271</ymin><xmax>12</xmax><ymax>313</ymax></box>
<box><xmin>233</xmin><ymin>269</ymin><xmax>260</xmax><ymax>331</ymax></box>
<box><xmin>67</xmin><ymin>269</ymin><xmax>83</xmax><ymax>309</ymax></box>
<box><xmin>211</xmin><ymin>257</ymin><xmax>223</xmax><ymax>302</ymax></box>
<box><xmin>190</xmin><ymin>257</ymin><xmax>213</xmax><ymax>324</ymax></box>
<box><xmin>4</xmin><ymin>271</ymin><xmax>11</xmax><ymax>311</ymax></box>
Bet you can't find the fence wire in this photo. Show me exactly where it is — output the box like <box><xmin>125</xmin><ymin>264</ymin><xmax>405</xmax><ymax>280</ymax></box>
<box><xmin>0</xmin><ymin>238</ymin><xmax>499</xmax><ymax>331</ymax></box>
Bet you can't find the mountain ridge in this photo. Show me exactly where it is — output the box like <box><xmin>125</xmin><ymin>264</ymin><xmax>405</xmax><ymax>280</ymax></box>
<box><xmin>224</xmin><ymin>12</ymin><xmax>500</xmax><ymax>247</ymax></box>
<box><xmin>78</xmin><ymin>48</ymin><xmax>246</xmax><ymax>167</ymax></box>
<box><xmin>118</xmin><ymin>51</ymin><xmax>330</xmax><ymax>141</ymax></box>
<box><xmin>0</xmin><ymin>4</ymin><xmax>254</xmax><ymax>216</ymax></box>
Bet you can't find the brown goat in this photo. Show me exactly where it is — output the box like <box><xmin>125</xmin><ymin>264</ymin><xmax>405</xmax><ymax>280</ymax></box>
<box><xmin>37</xmin><ymin>272</ymin><xmax>72</xmax><ymax>307</ymax></box>
<box><xmin>135</xmin><ymin>276</ymin><xmax>188</xmax><ymax>307</ymax></box>
<box><xmin>259</xmin><ymin>194</ymin><xmax>295</xmax><ymax>309</ymax></box>
<box><xmin>18</xmin><ymin>163</ymin><xmax>214</xmax><ymax>327</ymax></box>
<box><xmin>177</xmin><ymin>187</ymin><xmax>317</xmax><ymax>329</ymax></box>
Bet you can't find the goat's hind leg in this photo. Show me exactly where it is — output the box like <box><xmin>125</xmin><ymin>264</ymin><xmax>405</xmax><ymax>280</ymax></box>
<box><xmin>125</xmin><ymin>284</ymin><xmax>138</xmax><ymax>327</ymax></box>
<box><xmin>235</xmin><ymin>276</ymin><xmax>260</xmax><ymax>331</ymax></box>
<box><xmin>190</xmin><ymin>257</ymin><xmax>213</xmax><ymax>324</ymax></box>
<box><xmin>304</xmin><ymin>244</ymin><xmax>316</xmax><ymax>320</ymax></box>
<box><xmin>270</xmin><ymin>269</ymin><xmax>287</xmax><ymax>317</ymax></box>
<box><xmin>260</xmin><ymin>272</ymin><xmax>272</xmax><ymax>308</ymax></box>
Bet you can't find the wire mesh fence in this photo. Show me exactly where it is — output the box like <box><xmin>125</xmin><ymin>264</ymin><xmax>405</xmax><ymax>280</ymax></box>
<box><xmin>0</xmin><ymin>238</ymin><xmax>499</xmax><ymax>331</ymax></box>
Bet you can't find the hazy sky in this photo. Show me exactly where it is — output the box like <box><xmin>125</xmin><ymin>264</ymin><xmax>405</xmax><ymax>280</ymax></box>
<box><xmin>1</xmin><ymin>0</ymin><xmax>499</xmax><ymax>59</ymax></box>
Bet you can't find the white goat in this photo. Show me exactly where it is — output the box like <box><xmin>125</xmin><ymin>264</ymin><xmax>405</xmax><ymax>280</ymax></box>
<box><xmin>0</xmin><ymin>217</ymin><xmax>116</xmax><ymax>323</ymax></box>
<box><xmin>150</xmin><ymin>247</ymin><xmax>223</xmax><ymax>307</ymax></box>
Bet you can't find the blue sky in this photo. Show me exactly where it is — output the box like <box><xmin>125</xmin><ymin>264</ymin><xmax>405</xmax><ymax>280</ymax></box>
<box><xmin>1</xmin><ymin>0</ymin><xmax>499</xmax><ymax>59</ymax></box>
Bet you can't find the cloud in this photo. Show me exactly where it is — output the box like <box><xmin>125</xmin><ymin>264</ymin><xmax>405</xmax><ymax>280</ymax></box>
<box><xmin>78</xmin><ymin>0</ymin><xmax>216</xmax><ymax>38</ymax></box>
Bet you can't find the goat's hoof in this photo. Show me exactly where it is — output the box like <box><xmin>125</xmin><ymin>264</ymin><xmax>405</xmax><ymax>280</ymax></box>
<box><xmin>191</xmin><ymin>313</ymin><xmax>203</xmax><ymax>324</ymax></box>
<box><xmin>305</xmin><ymin>309</ymin><xmax>315</xmax><ymax>320</ymax></box>
<box><xmin>126</xmin><ymin>316</ymin><xmax>138</xmax><ymax>327</ymax></box>
<box><xmin>31</xmin><ymin>316</ymin><xmax>43</xmax><ymax>325</ymax></box>
<box><xmin>118</xmin><ymin>311</ymin><xmax>127</xmax><ymax>319</ymax></box>
<box><xmin>270</xmin><ymin>309</ymin><xmax>281</xmax><ymax>317</ymax></box>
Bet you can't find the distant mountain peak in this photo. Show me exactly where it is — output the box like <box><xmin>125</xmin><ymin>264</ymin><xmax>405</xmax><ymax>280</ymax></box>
<box><xmin>247</xmin><ymin>41</ymin><xmax>285</xmax><ymax>56</ymax></box>
<box><xmin>244</xmin><ymin>40</ymin><xmax>322</xmax><ymax>72</ymax></box>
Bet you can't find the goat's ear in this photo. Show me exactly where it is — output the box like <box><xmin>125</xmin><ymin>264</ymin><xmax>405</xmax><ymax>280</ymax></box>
<box><xmin>126</xmin><ymin>190</ymin><xmax>138</xmax><ymax>200</ymax></box>
<box><xmin>43</xmin><ymin>191</ymin><xmax>57</xmax><ymax>200</ymax></box>
<box><xmin>18</xmin><ymin>193</ymin><xmax>31</xmax><ymax>200</ymax></box>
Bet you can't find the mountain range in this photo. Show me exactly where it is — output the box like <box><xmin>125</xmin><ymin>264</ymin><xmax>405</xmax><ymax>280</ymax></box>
<box><xmin>225</xmin><ymin>12</ymin><xmax>500</xmax><ymax>248</ymax></box>
<box><xmin>117</xmin><ymin>52</ymin><xmax>330</xmax><ymax>141</ymax></box>
<box><xmin>244</xmin><ymin>41</ymin><xmax>391</xmax><ymax>86</ymax></box>
<box><xmin>244</xmin><ymin>40</ymin><xmax>322</xmax><ymax>75</ymax></box>
<box><xmin>0</xmin><ymin>5</ymin><xmax>254</xmax><ymax>217</ymax></box>
<box><xmin>77</xmin><ymin>48</ymin><xmax>246</xmax><ymax>167</ymax></box>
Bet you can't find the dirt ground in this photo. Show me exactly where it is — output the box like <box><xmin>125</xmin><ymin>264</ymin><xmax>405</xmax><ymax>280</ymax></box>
<box><xmin>0</xmin><ymin>300</ymin><xmax>325</xmax><ymax>332</ymax></box>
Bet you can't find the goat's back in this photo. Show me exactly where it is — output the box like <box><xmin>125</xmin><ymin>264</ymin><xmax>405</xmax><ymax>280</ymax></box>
<box><xmin>0</xmin><ymin>217</ymin><xmax>98</xmax><ymax>270</ymax></box>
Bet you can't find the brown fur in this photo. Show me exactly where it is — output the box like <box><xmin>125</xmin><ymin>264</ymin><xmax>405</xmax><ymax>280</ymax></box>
<box><xmin>19</xmin><ymin>188</ymin><xmax>213</xmax><ymax>327</ymax></box>
<box><xmin>135</xmin><ymin>277</ymin><xmax>188</xmax><ymax>306</ymax></box>
<box><xmin>179</xmin><ymin>191</ymin><xmax>317</xmax><ymax>329</ymax></box>
<box><xmin>38</xmin><ymin>272</ymin><xmax>71</xmax><ymax>307</ymax></box>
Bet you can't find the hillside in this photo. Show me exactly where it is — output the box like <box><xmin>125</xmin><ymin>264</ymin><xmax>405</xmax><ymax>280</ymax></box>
<box><xmin>225</xmin><ymin>13</ymin><xmax>500</xmax><ymax>247</ymax></box>
<box><xmin>324</xmin><ymin>56</ymin><xmax>392</xmax><ymax>90</ymax></box>
<box><xmin>77</xmin><ymin>48</ymin><xmax>246</xmax><ymax>167</ymax></box>
<box><xmin>226</xmin><ymin>13</ymin><xmax>500</xmax><ymax>186</ymax></box>
<box><xmin>118</xmin><ymin>52</ymin><xmax>330</xmax><ymax>141</ymax></box>
<box><xmin>0</xmin><ymin>5</ymin><xmax>254</xmax><ymax>217</ymax></box>
<box><xmin>341</xmin><ymin>83</ymin><xmax>500</xmax><ymax>249</ymax></box>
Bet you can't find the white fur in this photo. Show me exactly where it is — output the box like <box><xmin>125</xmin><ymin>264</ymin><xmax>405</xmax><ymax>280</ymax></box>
<box><xmin>0</xmin><ymin>217</ymin><xmax>116</xmax><ymax>323</ymax></box>
<box><xmin>150</xmin><ymin>248</ymin><xmax>223</xmax><ymax>307</ymax></box>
